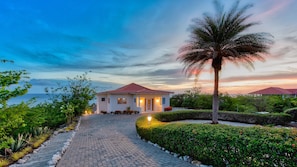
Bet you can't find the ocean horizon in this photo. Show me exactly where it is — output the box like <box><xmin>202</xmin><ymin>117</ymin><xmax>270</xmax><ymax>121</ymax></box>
<box><xmin>7</xmin><ymin>93</ymin><xmax>97</xmax><ymax>106</ymax></box>
<box><xmin>7</xmin><ymin>93</ymin><xmax>51</xmax><ymax>105</ymax></box>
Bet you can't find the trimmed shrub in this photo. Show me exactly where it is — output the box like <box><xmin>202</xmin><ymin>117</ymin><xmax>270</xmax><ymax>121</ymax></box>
<box><xmin>154</xmin><ymin>110</ymin><xmax>292</xmax><ymax>125</ymax></box>
<box><xmin>218</xmin><ymin>111</ymin><xmax>291</xmax><ymax>125</ymax></box>
<box><xmin>136</xmin><ymin>111</ymin><xmax>297</xmax><ymax>167</ymax></box>
<box><xmin>155</xmin><ymin>110</ymin><xmax>211</xmax><ymax>122</ymax></box>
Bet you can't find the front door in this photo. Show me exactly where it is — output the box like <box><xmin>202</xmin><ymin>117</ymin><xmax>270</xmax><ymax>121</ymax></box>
<box><xmin>146</xmin><ymin>98</ymin><xmax>154</xmax><ymax>112</ymax></box>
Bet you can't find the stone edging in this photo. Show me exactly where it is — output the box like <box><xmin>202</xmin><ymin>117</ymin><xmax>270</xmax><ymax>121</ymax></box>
<box><xmin>48</xmin><ymin>116</ymin><xmax>82</xmax><ymax>166</ymax></box>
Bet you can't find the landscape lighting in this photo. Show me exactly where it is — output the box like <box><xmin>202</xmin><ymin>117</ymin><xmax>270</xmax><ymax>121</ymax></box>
<box><xmin>147</xmin><ymin>114</ymin><xmax>152</xmax><ymax>125</ymax></box>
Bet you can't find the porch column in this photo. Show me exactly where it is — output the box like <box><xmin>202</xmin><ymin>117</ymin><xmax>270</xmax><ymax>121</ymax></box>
<box><xmin>137</xmin><ymin>96</ymin><xmax>140</xmax><ymax>107</ymax></box>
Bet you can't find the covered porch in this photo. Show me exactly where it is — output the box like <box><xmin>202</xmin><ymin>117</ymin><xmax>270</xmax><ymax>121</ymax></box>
<box><xmin>134</xmin><ymin>95</ymin><xmax>164</xmax><ymax>113</ymax></box>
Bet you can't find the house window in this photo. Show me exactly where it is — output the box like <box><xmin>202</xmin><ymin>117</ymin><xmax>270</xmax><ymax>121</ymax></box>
<box><xmin>134</xmin><ymin>98</ymin><xmax>136</xmax><ymax>103</ymax></box>
<box><xmin>101</xmin><ymin>98</ymin><xmax>105</xmax><ymax>101</ymax></box>
<box><xmin>162</xmin><ymin>97</ymin><xmax>166</xmax><ymax>104</ymax></box>
<box><xmin>117</xmin><ymin>98</ymin><xmax>127</xmax><ymax>104</ymax></box>
<box><xmin>108</xmin><ymin>98</ymin><xmax>110</xmax><ymax>103</ymax></box>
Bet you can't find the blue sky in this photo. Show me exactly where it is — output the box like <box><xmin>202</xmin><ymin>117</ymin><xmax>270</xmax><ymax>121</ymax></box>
<box><xmin>1</xmin><ymin>0</ymin><xmax>297</xmax><ymax>94</ymax></box>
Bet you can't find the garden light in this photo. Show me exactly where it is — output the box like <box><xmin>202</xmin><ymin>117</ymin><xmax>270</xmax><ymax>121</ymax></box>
<box><xmin>147</xmin><ymin>114</ymin><xmax>152</xmax><ymax>125</ymax></box>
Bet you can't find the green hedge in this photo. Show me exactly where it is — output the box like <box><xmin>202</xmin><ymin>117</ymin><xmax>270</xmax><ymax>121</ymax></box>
<box><xmin>136</xmin><ymin>111</ymin><xmax>297</xmax><ymax>167</ymax></box>
<box><xmin>154</xmin><ymin>110</ymin><xmax>292</xmax><ymax>125</ymax></box>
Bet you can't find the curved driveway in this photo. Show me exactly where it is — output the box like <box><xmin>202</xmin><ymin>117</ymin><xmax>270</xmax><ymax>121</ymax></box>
<box><xmin>57</xmin><ymin>114</ymin><xmax>195</xmax><ymax>167</ymax></box>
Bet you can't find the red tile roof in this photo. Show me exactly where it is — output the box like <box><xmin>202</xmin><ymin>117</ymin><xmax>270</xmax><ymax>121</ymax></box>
<box><xmin>249</xmin><ymin>87</ymin><xmax>296</xmax><ymax>95</ymax></box>
<box><xmin>97</xmin><ymin>83</ymin><xmax>173</xmax><ymax>95</ymax></box>
<box><xmin>287</xmin><ymin>89</ymin><xmax>297</xmax><ymax>94</ymax></box>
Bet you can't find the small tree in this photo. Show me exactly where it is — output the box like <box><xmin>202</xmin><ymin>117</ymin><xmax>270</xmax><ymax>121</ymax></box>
<box><xmin>0</xmin><ymin>60</ymin><xmax>31</xmax><ymax>107</ymax></box>
<box><xmin>0</xmin><ymin>60</ymin><xmax>31</xmax><ymax>150</ymax></box>
<box><xmin>46</xmin><ymin>72</ymin><xmax>96</xmax><ymax>116</ymax></box>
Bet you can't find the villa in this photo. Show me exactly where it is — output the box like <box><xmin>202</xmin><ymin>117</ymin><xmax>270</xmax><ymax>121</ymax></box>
<box><xmin>249</xmin><ymin>87</ymin><xmax>297</xmax><ymax>98</ymax></box>
<box><xmin>96</xmin><ymin>83</ymin><xmax>173</xmax><ymax>114</ymax></box>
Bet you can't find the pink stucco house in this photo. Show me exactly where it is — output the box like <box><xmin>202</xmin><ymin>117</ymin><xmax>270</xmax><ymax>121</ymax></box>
<box><xmin>96</xmin><ymin>83</ymin><xmax>173</xmax><ymax>114</ymax></box>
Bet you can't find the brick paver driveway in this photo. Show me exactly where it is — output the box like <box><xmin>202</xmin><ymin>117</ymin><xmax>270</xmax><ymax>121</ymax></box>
<box><xmin>57</xmin><ymin>114</ymin><xmax>195</xmax><ymax>167</ymax></box>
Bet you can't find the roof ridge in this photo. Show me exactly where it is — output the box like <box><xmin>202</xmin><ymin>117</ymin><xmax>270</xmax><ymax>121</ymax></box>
<box><xmin>97</xmin><ymin>83</ymin><xmax>173</xmax><ymax>94</ymax></box>
<box><xmin>249</xmin><ymin>87</ymin><xmax>295</xmax><ymax>95</ymax></box>
<box><xmin>117</xmin><ymin>83</ymin><xmax>151</xmax><ymax>90</ymax></box>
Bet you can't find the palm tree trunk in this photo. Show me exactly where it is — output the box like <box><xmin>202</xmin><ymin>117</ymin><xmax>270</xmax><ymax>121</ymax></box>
<box><xmin>212</xmin><ymin>68</ymin><xmax>219</xmax><ymax>124</ymax></box>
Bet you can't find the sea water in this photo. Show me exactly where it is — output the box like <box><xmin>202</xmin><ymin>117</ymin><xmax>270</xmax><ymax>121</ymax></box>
<box><xmin>7</xmin><ymin>94</ymin><xmax>97</xmax><ymax>106</ymax></box>
<box><xmin>7</xmin><ymin>94</ymin><xmax>51</xmax><ymax>106</ymax></box>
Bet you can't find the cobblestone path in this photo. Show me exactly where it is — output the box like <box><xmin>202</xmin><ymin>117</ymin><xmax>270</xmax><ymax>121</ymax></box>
<box><xmin>57</xmin><ymin>114</ymin><xmax>195</xmax><ymax>167</ymax></box>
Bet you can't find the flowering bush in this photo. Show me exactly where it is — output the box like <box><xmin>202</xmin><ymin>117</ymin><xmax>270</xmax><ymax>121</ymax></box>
<box><xmin>164</xmin><ymin>106</ymin><xmax>172</xmax><ymax>111</ymax></box>
<box><xmin>60</xmin><ymin>103</ymin><xmax>75</xmax><ymax>124</ymax></box>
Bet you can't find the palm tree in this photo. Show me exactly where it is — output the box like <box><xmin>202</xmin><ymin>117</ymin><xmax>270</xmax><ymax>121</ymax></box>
<box><xmin>178</xmin><ymin>0</ymin><xmax>273</xmax><ymax>124</ymax></box>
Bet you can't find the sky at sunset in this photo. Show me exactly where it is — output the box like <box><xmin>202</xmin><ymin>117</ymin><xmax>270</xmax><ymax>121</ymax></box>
<box><xmin>0</xmin><ymin>0</ymin><xmax>296</xmax><ymax>94</ymax></box>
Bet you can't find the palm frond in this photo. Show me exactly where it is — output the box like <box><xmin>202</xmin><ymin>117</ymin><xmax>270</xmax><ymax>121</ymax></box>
<box><xmin>178</xmin><ymin>0</ymin><xmax>273</xmax><ymax>78</ymax></box>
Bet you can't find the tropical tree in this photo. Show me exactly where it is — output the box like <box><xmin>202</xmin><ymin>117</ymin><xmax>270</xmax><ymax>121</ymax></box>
<box><xmin>0</xmin><ymin>60</ymin><xmax>32</xmax><ymax>151</ymax></box>
<box><xmin>45</xmin><ymin>72</ymin><xmax>96</xmax><ymax>116</ymax></box>
<box><xmin>0</xmin><ymin>60</ymin><xmax>31</xmax><ymax>107</ymax></box>
<box><xmin>178</xmin><ymin>1</ymin><xmax>273</xmax><ymax>123</ymax></box>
